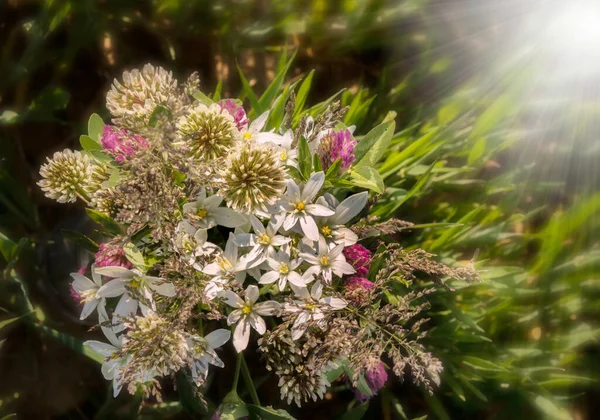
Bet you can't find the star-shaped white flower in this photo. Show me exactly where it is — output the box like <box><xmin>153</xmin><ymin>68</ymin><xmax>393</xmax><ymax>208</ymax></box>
<box><xmin>299</xmin><ymin>237</ymin><xmax>355</xmax><ymax>284</ymax></box>
<box><xmin>234</xmin><ymin>214</ymin><xmax>290</xmax><ymax>262</ymax></box>
<box><xmin>70</xmin><ymin>264</ymin><xmax>105</xmax><ymax>320</ymax></box>
<box><xmin>278</xmin><ymin>172</ymin><xmax>334</xmax><ymax>241</ymax></box>
<box><xmin>259</xmin><ymin>245</ymin><xmax>311</xmax><ymax>291</ymax></box>
<box><xmin>220</xmin><ymin>285</ymin><xmax>281</xmax><ymax>352</ymax></box>
<box><xmin>315</xmin><ymin>191</ymin><xmax>368</xmax><ymax>246</ymax></box>
<box><xmin>284</xmin><ymin>282</ymin><xmax>347</xmax><ymax>340</ymax></box>
<box><xmin>183</xmin><ymin>188</ymin><xmax>246</xmax><ymax>229</ymax></box>
<box><xmin>174</xmin><ymin>221</ymin><xmax>218</xmax><ymax>267</ymax></box>
<box><xmin>240</xmin><ymin>111</ymin><xmax>282</xmax><ymax>144</ymax></box>
<box><xmin>186</xmin><ymin>329</ymin><xmax>231</xmax><ymax>386</ymax></box>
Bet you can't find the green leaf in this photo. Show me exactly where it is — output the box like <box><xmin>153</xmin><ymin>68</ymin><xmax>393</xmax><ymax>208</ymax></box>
<box><xmin>61</xmin><ymin>229</ymin><xmax>99</xmax><ymax>253</ymax></box>
<box><xmin>286</xmin><ymin>165</ymin><xmax>306</xmax><ymax>182</ymax></box>
<box><xmin>354</xmin><ymin>120</ymin><xmax>395</xmax><ymax>167</ymax></box>
<box><xmin>213</xmin><ymin>79</ymin><xmax>223</xmax><ymax>101</ymax></box>
<box><xmin>193</xmin><ymin>90</ymin><xmax>215</xmax><ymax>106</ymax></box>
<box><xmin>470</xmin><ymin>95</ymin><xmax>513</xmax><ymax>139</ymax></box>
<box><xmin>313</xmin><ymin>153</ymin><xmax>323</xmax><ymax>172</ymax></box>
<box><xmin>293</xmin><ymin>70</ymin><xmax>315</xmax><ymax>120</ymax></box>
<box><xmin>298</xmin><ymin>137</ymin><xmax>312</xmax><ymax>180</ymax></box>
<box><xmin>467</xmin><ymin>137</ymin><xmax>487</xmax><ymax>165</ymax></box>
<box><xmin>350</xmin><ymin>166</ymin><xmax>384</xmax><ymax>193</ymax></box>
<box><xmin>246</xmin><ymin>405</ymin><xmax>294</xmax><ymax>420</ymax></box>
<box><xmin>88</xmin><ymin>150</ymin><xmax>114</xmax><ymax>164</ymax></box>
<box><xmin>325</xmin><ymin>158</ymin><xmax>342</xmax><ymax>179</ymax></box>
<box><xmin>258</xmin><ymin>51</ymin><xmax>296</xmax><ymax>111</ymax></box>
<box><xmin>0</xmin><ymin>231</ymin><xmax>17</xmax><ymax>263</ymax></box>
<box><xmin>80</xmin><ymin>135</ymin><xmax>101</xmax><ymax>151</ymax></box>
<box><xmin>338</xmin><ymin>402</ymin><xmax>369</xmax><ymax>420</ymax></box>
<box><xmin>124</xmin><ymin>242</ymin><xmax>146</xmax><ymax>271</ymax></box>
<box><xmin>87</xmin><ymin>113</ymin><xmax>105</xmax><ymax>142</ymax></box>
<box><xmin>176</xmin><ymin>372</ymin><xmax>210</xmax><ymax>416</ymax></box>
<box><xmin>35</xmin><ymin>324</ymin><xmax>104</xmax><ymax>364</ymax></box>
<box><xmin>237</xmin><ymin>64</ymin><xmax>261</xmax><ymax>115</ymax></box>
<box><xmin>221</xmin><ymin>391</ymin><xmax>249</xmax><ymax>420</ymax></box>
<box><xmin>0</xmin><ymin>315</ymin><xmax>23</xmax><ymax>332</ymax></box>
<box><xmin>85</xmin><ymin>209</ymin><xmax>123</xmax><ymax>235</ymax></box>
<box><xmin>533</xmin><ymin>396</ymin><xmax>571</xmax><ymax>420</ymax></box>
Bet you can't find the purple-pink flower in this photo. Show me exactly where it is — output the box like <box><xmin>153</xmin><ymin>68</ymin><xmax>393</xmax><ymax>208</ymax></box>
<box><xmin>100</xmin><ymin>125</ymin><xmax>149</xmax><ymax>163</ymax></box>
<box><xmin>343</xmin><ymin>244</ymin><xmax>372</xmax><ymax>277</ymax></box>
<box><xmin>317</xmin><ymin>129</ymin><xmax>356</xmax><ymax>172</ymax></box>
<box><xmin>354</xmin><ymin>361</ymin><xmax>388</xmax><ymax>402</ymax></box>
<box><xmin>218</xmin><ymin>99</ymin><xmax>249</xmax><ymax>131</ymax></box>
<box><xmin>95</xmin><ymin>242</ymin><xmax>132</xmax><ymax>269</ymax></box>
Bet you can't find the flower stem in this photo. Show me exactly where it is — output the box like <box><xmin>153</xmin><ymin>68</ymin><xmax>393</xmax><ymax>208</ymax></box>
<box><xmin>240</xmin><ymin>354</ymin><xmax>261</xmax><ymax>406</ymax></box>
<box><xmin>232</xmin><ymin>352</ymin><xmax>242</xmax><ymax>392</ymax></box>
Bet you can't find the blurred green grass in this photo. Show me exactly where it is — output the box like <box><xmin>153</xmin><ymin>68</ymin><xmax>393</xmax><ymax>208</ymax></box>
<box><xmin>1</xmin><ymin>0</ymin><xmax>598</xmax><ymax>419</ymax></box>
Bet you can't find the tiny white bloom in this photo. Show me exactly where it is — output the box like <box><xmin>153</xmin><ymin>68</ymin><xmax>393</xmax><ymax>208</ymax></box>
<box><xmin>299</xmin><ymin>237</ymin><xmax>355</xmax><ymax>284</ymax></box>
<box><xmin>284</xmin><ymin>282</ymin><xmax>347</xmax><ymax>340</ymax></box>
<box><xmin>183</xmin><ymin>188</ymin><xmax>246</xmax><ymax>229</ymax></box>
<box><xmin>220</xmin><ymin>285</ymin><xmax>281</xmax><ymax>352</ymax></box>
<box><xmin>234</xmin><ymin>214</ymin><xmax>290</xmax><ymax>262</ymax></box>
<box><xmin>187</xmin><ymin>329</ymin><xmax>231</xmax><ymax>386</ymax></box>
<box><xmin>315</xmin><ymin>191</ymin><xmax>368</xmax><ymax>246</ymax></box>
<box><xmin>278</xmin><ymin>172</ymin><xmax>334</xmax><ymax>241</ymax></box>
<box><xmin>70</xmin><ymin>264</ymin><xmax>105</xmax><ymax>320</ymax></box>
<box><xmin>240</xmin><ymin>111</ymin><xmax>281</xmax><ymax>144</ymax></box>
<box><xmin>174</xmin><ymin>221</ymin><xmax>218</xmax><ymax>267</ymax></box>
<box><xmin>260</xmin><ymin>245</ymin><xmax>311</xmax><ymax>291</ymax></box>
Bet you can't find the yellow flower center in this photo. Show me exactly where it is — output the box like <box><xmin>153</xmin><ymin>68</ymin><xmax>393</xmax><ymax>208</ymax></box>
<box><xmin>129</xmin><ymin>276</ymin><xmax>142</xmax><ymax>289</ymax></box>
<box><xmin>243</xmin><ymin>132</ymin><xmax>252</xmax><ymax>140</ymax></box>
<box><xmin>217</xmin><ymin>256</ymin><xmax>233</xmax><ymax>271</ymax></box>
<box><xmin>258</xmin><ymin>233</ymin><xmax>271</xmax><ymax>245</ymax></box>
<box><xmin>242</xmin><ymin>305</ymin><xmax>253</xmax><ymax>315</ymax></box>
<box><xmin>320</xmin><ymin>226</ymin><xmax>332</xmax><ymax>236</ymax></box>
<box><xmin>319</xmin><ymin>256</ymin><xmax>330</xmax><ymax>266</ymax></box>
<box><xmin>305</xmin><ymin>303</ymin><xmax>316</xmax><ymax>310</ymax></box>
<box><xmin>196</xmin><ymin>208</ymin><xmax>208</xmax><ymax>219</ymax></box>
<box><xmin>80</xmin><ymin>289</ymin><xmax>97</xmax><ymax>303</ymax></box>
<box><xmin>279</xmin><ymin>263</ymin><xmax>289</xmax><ymax>274</ymax></box>
<box><xmin>295</xmin><ymin>202</ymin><xmax>305</xmax><ymax>211</ymax></box>
<box><xmin>279</xmin><ymin>151</ymin><xmax>288</xmax><ymax>161</ymax></box>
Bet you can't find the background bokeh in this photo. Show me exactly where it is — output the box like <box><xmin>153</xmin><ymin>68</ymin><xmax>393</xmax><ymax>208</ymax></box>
<box><xmin>1</xmin><ymin>0</ymin><xmax>599</xmax><ymax>418</ymax></box>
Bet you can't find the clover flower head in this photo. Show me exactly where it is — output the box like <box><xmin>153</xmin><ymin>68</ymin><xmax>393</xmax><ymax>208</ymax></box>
<box><xmin>219</xmin><ymin>144</ymin><xmax>288</xmax><ymax>213</ymax></box>
<box><xmin>218</xmin><ymin>99</ymin><xmax>249</xmax><ymax>131</ymax></box>
<box><xmin>354</xmin><ymin>361</ymin><xmax>388</xmax><ymax>402</ymax></box>
<box><xmin>106</xmin><ymin>64</ymin><xmax>179</xmax><ymax>127</ymax></box>
<box><xmin>317</xmin><ymin>129</ymin><xmax>356</xmax><ymax>172</ymax></box>
<box><xmin>38</xmin><ymin>149</ymin><xmax>92</xmax><ymax>203</ymax></box>
<box><xmin>96</xmin><ymin>242</ymin><xmax>133</xmax><ymax>269</ymax></box>
<box><xmin>176</xmin><ymin>103</ymin><xmax>239</xmax><ymax>160</ymax></box>
<box><xmin>100</xmin><ymin>125</ymin><xmax>149</xmax><ymax>163</ymax></box>
<box><xmin>343</xmin><ymin>244</ymin><xmax>372</xmax><ymax>277</ymax></box>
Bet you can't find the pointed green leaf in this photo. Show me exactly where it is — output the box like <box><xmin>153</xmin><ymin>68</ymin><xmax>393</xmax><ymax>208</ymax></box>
<box><xmin>293</xmin><ymin>70</ymin><xmax>314</xmax><ymax>120</ymax></box>
<box><xmin>80</xmin><ymin>135</ymin><xmax>101</xmax><ymax>151</ymax></box>
<box><xmin>193</xmin><ymin>90</ymin><xmax>214</xmax><ymax>106</ymax></box>
<box><xmin>354</xmin><ymin>121</ymin><xmax>395</xmax><ymax>167</ymax></box>
<box><xmin>350</xmin><ymin>166</ymin><xmax>384</xmax><ymax>193</ymax></box>
<box><xmin>237</xmin><ymin>64</ymin><xmax>261</xmax><ymax>115</ymax></box>
<box><xmin>298</xmin><ymin>137</ymin><xmax>312</xmax><ymax>180</ymax></box>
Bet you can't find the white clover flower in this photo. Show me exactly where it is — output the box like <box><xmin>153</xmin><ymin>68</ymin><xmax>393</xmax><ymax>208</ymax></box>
<box><xmin>183</xmin><ymin>188</ymin><xmax>246</xmax><ymax>229</ymax></box>
<box><xmin>186</xmin><ymin>329</ymin><xmax>231</xmax><ymax>386</ymax></box>
<box><xmin>300</xmin><ymin>237</ymin><xmax>355</xmax><ymax>284</ymax></box>
<box><xmin>95</xmin><ymin>266</ymin><xmax>176</xmax><ymax>330</ymax></box>
<box><xmin>174</xmin><ymin>221</ymin><xmax>218</xmax><ymax>267</ymax></box>
<box><xmin>202</xmin><ymin>233</ymin><xmax>260</xmax><ymax>299</ymax></box>
<box><xmin>284</xmin><ymin>282</ymin><xmax>347</xmax><ymax>340</ymax></box>
<box><xmin>220</xmin><ymin>285</ymin><xmax>281</xmax><ymax>352</ymax></box>
<box><xmin>234</xmin><ymin>214</ymin><xmax>290</xmax><ymax>262</ymax></box>
<box><xmin>315</xmin><ymin>191</ymin><xmax>368</xmax><ymax>246</ymax></box>
<box><xmin>176</xmin><ymin>103</ymin><xmax>239</xmax><ymax>160</ymax></box>
<box><xmin>278</xmin><ymin>172</ymin><xmax>335</xmax><ymax>241</ymax></box>
<box><xmin>106</xmin><ymin>64</ymin><xmax>179</xmax><ymax>127</ymax></box>
<box><xmin>260</xmin><ymin>245</ymin><xmax>311</xmax><ymax>291</ymax></box>
<box><xmin>38</xmin><ymin>149</ymin><xmax>92</xmax><ymax>203</ymax></box>
<box><xmin>70</xmin><ymin>264</ymin><xmax>105</xmax><ymax>320</ymax></box>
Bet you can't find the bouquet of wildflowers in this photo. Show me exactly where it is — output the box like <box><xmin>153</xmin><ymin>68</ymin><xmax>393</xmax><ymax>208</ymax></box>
<box><xmin>38</xmin><ymin>63</ymin><xmax>477</xmax><ymax>416</ymax></box>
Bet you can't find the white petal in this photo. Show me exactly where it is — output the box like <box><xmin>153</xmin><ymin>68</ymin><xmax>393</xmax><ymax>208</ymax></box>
<box><xmin>249</xmin><ymin>313</ymin><xmax>267</xmax><ymax>334</ymax></box>
<box><xmin>114</xmin><ymin>293</ymin><xmax>138</xmax><ymax>319</ymax></box>
<box><xmin>91</xmin><ymin>264</ymin><xmax>103</xmax><ymax>286</ymax></box>
<box><xmin>335</xmin><ymin>227</ymin><xmax>358</xmax><ymax>246</ymax></box>
<box><xmin>213</xmin><ymin>208</ymin><xmax>247</xmax><ymax>228</ymax></box>
<box><xmin>305</xmin><ymin>203</ymin><xmax>335</xmax><ymax>217</ymax></box>
<box><xmin>329</xmin><ymin>243</ymin><xmax>345</xmax><ymax>259</ymax></box>
<box><xmin>302</xmin><ymin>172</ymin><xmax>325</xmax><ymax>202</ymax></box>
<box><xmin>259</xmin><ymin>271</ymin><xmax>279</xmax><ymax>284</ymax></box>
<box><xmin>331</xmin><ymin>260</ymin><xmax>356</xmax><ymax>276</ymax></box>
<box><xmin>96</xmin><ymin>279</ymin><xmax>127</xmax><ymax>298</ymax></box>
<box><xmin>228</xmin><ymin>310</ymin><xmax>243</xmax><ymax>325</ymax></box>
<box><xmin>234</xmin><ymin>233</ymin><xmax>256</xmax><ymax>248</ymax></box>
<box><xmin>205</xmin><ymin>329</ymin><xmax>231</xmax><ymax>349</ymax></box>
<box><xmin>250</xmin><ymin>110</ymin><xmax>270</xmax><ymax>132</ymax></box>
<box><xmin>311</xmin><ymin>281</ymin><xmax>323</xmax><ymax>299</ymax></box>
<box><xmin>300</xmin><ymin>215</ymin><xmax>319</xmax><ymax>241</ymax></box>
<box><xmin>71</xmin><ymin>273</ymin><xmax>97</xmax><ymax>293</ymax></box>
<box><xmin>270</xmin><ymin>236</ymin><xmax>291</xmax><ymax>246</ymax></box>
<box><xmin>254</xmin><ymin>300</ymin><xmax>281</xmax><ymax>316</ymax></box>
<box><xmin>282</xmin><ymin>213</ymin><xmax>298</xmax><ymax>231</ymax></box>
<box><xmin>80</xmin><ymin>299</ymin><xmax>99</xmax><ymax>320</ymax></box>
<box><xmin>233</xmin><ymin>319</ymin><xmax>251</xmax><ymax>352</ymax></box>
<box><xmin>299</xmin><ymin>252</ymin><xmax>319</xmax><ymax>265</ymax></box>
<box><xmin>148</xmin><ymin>280</ymin><xmax>176</xmax><ymax>297</ymax></box>
<box><xmin>321</xmin><ymin>296</ymin><xmax>348</xmax><ymax>309</ymax></box>
<box><xmin>286</xmin><ymin>179</ymin><xmax>301</xmax><ymax>201</ymax></box>
<box><xmin>220</xmin><ymin>290</ymin><xmax>244</xmax><ymax>308</ymax></box>
<box><xmin>224</xmin><ymin>233</ymin><xmax>238</xmax><ymax>263</ymax></box>
<box><xmin>95</xmin><ymin>266</ymin><xmax>133</xmax><ymax>279</ymax></box>
<box><xmin>287</xmin><ymin>272</ymin><xmax>307</xmax><ymax>287</ymax></box>
<box><xmin>303</xmin><ymin>265</ymin><xmax>320</xmax><ymax>278</ymax></box>
<box><xmin>84</xmin><ymin>340</ymin><xmax>117</xmax><ymax>357</ymax></box>
<box><xmin>249</xmin><ymin>214</ymin><xmax>266</xmax><ymax>234</ymax></box>
<box><xmin>245</xmin><ymin>285</ymin><xmax>260</xmax><ymax>304</ymax></box>
<box><xmin>332</xmin><ymin>192</ymin><xmax>368</xmax><ymax>224</ymax></box>
<box><xmin>203</xmin><ymin>194</ymin><xmax>224</xmax><ymax>209</ymax></box>
<box><xmin>202</xmin><ymin>262</ymin><xmax>222</xmax><ymax>275</ymax></box>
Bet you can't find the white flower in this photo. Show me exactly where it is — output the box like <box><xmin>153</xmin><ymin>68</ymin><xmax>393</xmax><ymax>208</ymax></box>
<box><xmin>174</xmin><ymin>221</ymin><xmax>218</xmax><ymax>267</ymax></box>
<box><xmin>84</xmin><ymin>335</ymin><xmax>129</xmax><ymax>397</ymax></box>
<box><xmin>187</xmin><ymin>329</ymin><xmax>231</xmax><ymax>386</ymax></box>
<box><xmin>95</xmin><ymin>266</ymin><xmax>176</xmax><ymax>330</ymax></box>
<box><xmin>38</xmin><ymin>149</ymin><xmax>92</xmax><ymax>203</ymax></box>
<box><xmin>299</xmin><ymin>237</ymin><xmax>355</xmax><ymax>284</ymax></box>
<box><xmin>260</xmin><ymin>245</ymin><xmax>311</xmax><ymax>291</ymax></box>
<box><xmin>263</xmin><ymin>130</ymin><xmax>298</xmax><ymax>167</ymax></box>
<box><xmin>183</xmin><ymin>188</ymin><xmax>246</xmax><ymax>229</ymax></box>
<box><xmin>278</xmin><ymin>172</ymin><xmax>334</xmax><ymax>241</ymax></box>
<box><xmin>284</xmin><ymin>282</ymin><xmax>347</xmax><ymax>340</ymax></box>
<box><xmin>315</xmin><ymin>191</ymin><xmax>368</xmax><ymax>246</ymax></box>
<box><xmin>240</xmin><ymin>111</ymin><xmax>281</xmax><ymax>144</ymax></box>
<box><xmin>220</xmin><ymin>285</ymin><xmax>281</xmax><ymax>352</ymax></box>
<box><xmin>202</xmin><ymin>233</ymin><xmax>259</xmax><ymax>299</ymax></box>
<box><xmin>234</xmin><ymin>214</ymin><xmax>290</xmax><ymax>262</ymax></box>
<box><xmin>70</xmin><ymin>264</ymin><xmax>105</xmax><ymax>320</ymax></box>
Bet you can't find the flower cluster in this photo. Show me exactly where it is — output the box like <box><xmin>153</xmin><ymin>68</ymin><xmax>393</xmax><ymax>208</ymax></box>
<box><xmin>39</xmin><ymin>64</ymin><xmax>478</xmax><ymax>411</ymax></box>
